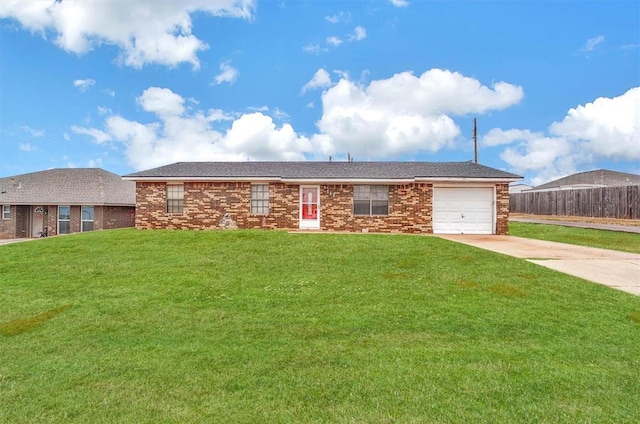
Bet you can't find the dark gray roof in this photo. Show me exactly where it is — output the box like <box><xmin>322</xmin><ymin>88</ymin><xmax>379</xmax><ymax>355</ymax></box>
<box><xmin>534</xmin><ymin>169</ymin><xmax>640</xmax><ymax>190</ymax></box>
<box><xmin>124</xmin><ymin>161</ymin><xmax>521</xmax><ymax>181</ymax></box>
<box><xmin>0</xmin><ymin>168</ymin><xmax>135</xmax><ymax>206</ymax></box>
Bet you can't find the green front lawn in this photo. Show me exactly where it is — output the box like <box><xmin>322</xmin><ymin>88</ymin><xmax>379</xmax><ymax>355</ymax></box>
<box><xmin>1</xmin><ymin>229</ymin><xmax>639</xmax><ymax>423</ymax></box>
<box><xmin>509</xmin><ymin>221</ymin><xmax>640</xmax><ymax>254</ymax></box>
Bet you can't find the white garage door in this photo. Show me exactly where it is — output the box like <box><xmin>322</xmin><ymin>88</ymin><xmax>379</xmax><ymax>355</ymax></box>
<box><xmin>433</xmin><ymin>187</ymin><xmax>494</xmax><ymax>234</ymax></box>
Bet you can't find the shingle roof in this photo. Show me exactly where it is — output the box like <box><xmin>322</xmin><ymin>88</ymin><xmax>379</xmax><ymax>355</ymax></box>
<box><xmin>124</xmin><ymin>161</ymin><xmax>521</xmax><ymax>181</ymax></box>
<box><xmin>533</xmin><ymin>169</ymin><xmax>640</xmax><ymax>190</ymax></box>
<box><xmin>0</xmin><ymin>168</ymin><xmax>135</xmax><ymax>205</ymax></box>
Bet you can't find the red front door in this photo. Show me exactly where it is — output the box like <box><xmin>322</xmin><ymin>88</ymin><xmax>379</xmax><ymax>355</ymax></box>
<box><xmin>299</xmin><ymin>186</ymin><xmax>320</xmax><ymax>229</ymax></box>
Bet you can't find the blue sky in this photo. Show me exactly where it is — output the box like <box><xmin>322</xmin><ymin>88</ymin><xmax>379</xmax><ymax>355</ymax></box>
<box><xmin>1</xmin><ymin>0</ymin><xmax>638</xmax><ymax>185</ymax></box>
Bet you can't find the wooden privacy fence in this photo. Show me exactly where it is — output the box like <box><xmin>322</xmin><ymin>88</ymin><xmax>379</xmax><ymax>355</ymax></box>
<box><xmin>510</xmin><ymin>185</ymin><xmax>640</xmax><ymax>219</ymax></box>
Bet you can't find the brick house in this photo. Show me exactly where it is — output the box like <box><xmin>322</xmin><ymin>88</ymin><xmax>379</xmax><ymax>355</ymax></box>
<box><xmin>124</xmin><ymin>161</ymin><xmax>521</xmax><ymax>235</ymax></box>
<box><xmin>0</xmin><ymin>168</ymin><xmax>136</xmax><ymax>239</ymax></box>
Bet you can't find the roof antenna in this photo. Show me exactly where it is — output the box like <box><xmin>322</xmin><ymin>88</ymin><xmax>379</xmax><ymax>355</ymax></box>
<box><xmin>347</xmin><ymin>153</ymin><xmax>351</xmax><ymax>162</ymax></box>
<box><xmin>473</xmin><ymin>118</ymin><xmax>478</xmax><ymax>164</ymax></box>
<box><xmin>329</xmin><ymin>155</ymin><xmax>332</xmax><ymax>162</ymax></box>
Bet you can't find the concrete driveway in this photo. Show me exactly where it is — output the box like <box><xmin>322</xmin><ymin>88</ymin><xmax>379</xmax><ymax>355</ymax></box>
<box><xmin>438</xmin><ymin>235</ymin><xmax>640</xmax><ymax>296</ymax></box>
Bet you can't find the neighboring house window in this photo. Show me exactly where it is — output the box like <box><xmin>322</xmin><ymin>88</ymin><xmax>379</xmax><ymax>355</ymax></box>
<box><xmin>1</xmin><ymin>205</ymin><xmax>9</xmax><ymax>220</ymax></box>
<box><xmin>353</xmin><ymin>185</ymin><xmax>389</xmax><ymax>215</ymax></box>
<box><xmin>167</xmin><ymin>184</ymin><xmax>184</xmax><ymax>214</ymax></box>
<box><xmin>251</xmin><ymin>184</ymin><xmax>269</xmax><ymax>215</ymax></box>
<box><xmin>58</xmin><ymin>206</ymin><xmax>70</xmax><ymax>234</ymax></box>
<box><xmin>82</xmin><ymin>206</ymin><xmax>94</xmax><ymax>232</ymax></box>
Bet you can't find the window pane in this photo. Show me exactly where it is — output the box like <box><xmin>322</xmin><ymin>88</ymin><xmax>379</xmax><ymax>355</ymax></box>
<box><xmin>302</xmin><ymin>188</ymin><xmax>317</xmax><ymax>203</ymax></box>
<box><xmin>353</xmin><ymin>200</ymin><xmax>370</xmax><ymax>215</ymax></box>
<box><xmin>354</xmin><ymin>185</ymin><xmax>370</xmax><ymax>200</ymax></box>
<box><xmin>167</xmin><ymin>199</ymin><xmax>184</xmax><ymax>214</ymax></box>
<box><xmin>82</xmin><ymin>221</ymin><xmax>94</xmax><ymax>232</ymax></box>
<box><xmin>167</xmin><ymin>185</ymin><xmax>184</xmax><ymax>213</ymax></box>
<box><xmin>371</xmin><ymin>186</ymin><xmax>389</xmax><ymax>200</ymax></box>
<box><xmin>2</xmin><ymin>205</ymin><xmax>9</xmax><ymax>220</ymax></box>
<box><xmin>58</xmin><ymin>206</ymin><xmax>70</xmax><ymax>220</ymax></box>
<box><xmin>251</xmin><ymin>184</ymin><xmax>269</xmax><ymax>214</ymax></box>
<box><xmin>59</xmin><ymin>221</ymin><xmax>70</xmax><ymax>234</ymax></box>
<box><xmin>371</xmin><ymin>200</ymin><xmax>389</xmax><ymax>215</ymax></box>
<box><xmin>167</xmin><ymin>185</ymin><xmax>183</xmax><ymax>199</ymax></box>
<box><xmin>82</xmin><ymin>206</ymin><xmax>94</xmax><ymax>221</ymax></box>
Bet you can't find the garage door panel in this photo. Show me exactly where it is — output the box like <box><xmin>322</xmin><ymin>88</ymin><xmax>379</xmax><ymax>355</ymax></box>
<box><xmin>433</xmin><ymin>188</ymin><xmax>494</xmax><ymax>235</ymax></box>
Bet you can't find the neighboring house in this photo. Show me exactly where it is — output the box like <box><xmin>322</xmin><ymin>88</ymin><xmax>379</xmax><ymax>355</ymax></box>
<box><xmin>524</xmin><ymin>169</ymin><xmax>640</xmax><ymax>192</ymax></box>
<box><xmin>0</xmin><ymin>168</ymin><xmax>136</xmax><ymax>239</ymax></box>
<box><xmin>123</xmin><ymin>161</ymin><xmax>522</xmax><ymax>235</ymax></box>
<box><xmin>509</xmin><ymin>183</ymin><xmax>533</xmax><ymax>194</ymax></box>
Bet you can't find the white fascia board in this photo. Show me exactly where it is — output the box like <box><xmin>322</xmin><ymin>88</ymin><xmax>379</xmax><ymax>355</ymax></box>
<box><xmin>417</xmin><ymin>177</ymin><xmax>520</xmax><ymax>183</ymax></box>
<box><xmin>123</xmin><ymin>176</ymin><xmax>279</xmax><ymax>183</ymax></box>
<box><xmin>281</xmin><ymin>178</ymin><xmax>416</xmax><ymax>184</ymax></box>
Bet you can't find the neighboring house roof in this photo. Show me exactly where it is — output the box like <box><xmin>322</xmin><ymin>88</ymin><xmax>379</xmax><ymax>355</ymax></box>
<box><xmin>509</xmin><ymin>183</ymin><xmax>533</xmax><ymax>194</ymax></box>
<box><xmin>530</xmin><ymin>169</ymin><xmax>640</xmax><ymax>191</ymax></box>
<box><xmin>124</xmin><ymin>161</ymin><xmax>522</xmax><ymax>182</ymax></box>
<box><xmin>0</xmin><ymin>168</ymin><xmax>135</xmax><ymax>206</ymax></box>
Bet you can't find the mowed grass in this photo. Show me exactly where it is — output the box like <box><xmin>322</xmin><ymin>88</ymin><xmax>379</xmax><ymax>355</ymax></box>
<box><xmin>1</xmin><ymin>229</ymin><xmax>639</xmax><ymax>423</ymax></box>
<box><xmin>509</xmin><ymin>221</ymin><xmax>640</xmax><ymax>254</ymax></box>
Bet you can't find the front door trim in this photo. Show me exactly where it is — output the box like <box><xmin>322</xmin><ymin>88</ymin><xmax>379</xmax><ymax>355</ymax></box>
<box><xmin>299</xmin><ymin>185</ymin><xmax>320</xmax><ymax>229</ymax></box>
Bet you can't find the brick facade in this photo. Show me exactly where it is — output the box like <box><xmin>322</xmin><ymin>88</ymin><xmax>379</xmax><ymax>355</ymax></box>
<box><xmin>0</xmin><ymin>204</ymin><xmax>135</xmax><ymax>239</ymax></box>
<box><xmin>0</xmin><ymin>205</ymin><xmax>15</xmax><ymax>239</ymax></box>
<box><xmin>495</xmin><ymin>183</ymin><xmax>510</xmax><ymax>235</ymax></box>
<box><xmin>134</xmin><ymin>181</ymin><xmax>510</xmax><ymax>235</ymax></box>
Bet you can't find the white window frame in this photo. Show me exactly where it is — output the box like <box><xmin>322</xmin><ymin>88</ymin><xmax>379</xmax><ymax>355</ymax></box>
<box><xmin>353</xmin><ymin>185</ymin><xmax>389</xmax><ymax>216</ymax></box>
<box><xmin>1</xmin><ymin>205</ymin><xmax>9</xmax><ymax>220</ymax></box>
<box><xmin>251</xmin><ymin>184</ymin><xmax>269</xmax><ymax>215</ymax></box>
<box><xmin>81</xmin><ymin>206</ymin><xmax>94</xmax><ymax>232</ymax></box>
<box><xmin>167</xmin><ymin>184</ymin><xmax>184</xmax><ymax>214</ymax></box>
<box><xmin>58</xmin><ymin>205</ymin><xmax>71</xmax><ymax>234</ymax></box>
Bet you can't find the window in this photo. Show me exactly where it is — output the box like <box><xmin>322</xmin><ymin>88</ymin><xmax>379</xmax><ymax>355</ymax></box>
<box><xmin>58</xmin><ymin>206</ymin><xmax>70</xmax><ymax>234</ymax></box>
<box><xmin>353</xmin><ymin>185</ymin><xmax>389</xmax><ymax>215</ymax></box>
<box><xmin>167</xmin><ymin>184</ymin><xmax>184</xmax><ymax>214</ymax></box>
<box><xmin>251</xmin><ymin>184</ymin><xmax>269</xmax><ymax>215</ymax></box>
<box><xmin>82</xmin><ymin>206</ymin><xmax>94</xmax><ymax>232</ymax></box>
<box><xmin>1</xmin><ymin>205</ymin><xmax>9</xmax><ymax>220</ymax></box>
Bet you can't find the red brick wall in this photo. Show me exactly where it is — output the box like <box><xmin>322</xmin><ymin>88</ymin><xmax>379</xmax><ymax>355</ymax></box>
<box><xmin>0</xmin><ymin>205</ymin><xmax>15</xmax><ymax>239</ymax></box>
<box><xmin>135</xmin><ymin>181</ymin><xmax>436</xmax><ymax>234</ymax></box>
<box><xmin>102</xmin><ymin>206</ymin><xmax>136</xmax><ymax>229</ymax></box>
<box><xmin>319</xmin><ymin>183</ymin><xmax>432</xmax><ymax>233</ymax></box>
<box><xmin>496</xmin><ymin>183</ymin><xmax>510</xmax><ymax>235</ymax></box>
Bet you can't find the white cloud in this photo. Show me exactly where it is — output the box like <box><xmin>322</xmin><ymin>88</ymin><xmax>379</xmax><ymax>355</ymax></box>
<box><xmin>97</xmin><ymin>106</ymin><xmax>113</xmax><ymax>116</ymax></box>
<box><xmin>325</xmin><ymin>12</ymin><xmax>350</xmax><ymax>24</ymax></box>
<box><xmin>500</xmin><ymin>135</ymin><xmax>579</xmax><ymax>185</ymax></box>
<box><xmin>213</xmin><ymin>61</ymin><xmax>239</xmax><ymax>85</ymax></box>
<box><xmin>489</xmin><ymin>86</ymin><xmax>640</xmax><ymax>185</ymax></box>
<box><xmin>550</xmin><ymin>87</ymin><xmax>640</xmax><ymax>160</ymax></box>
<box><xmin>314</xmin><ymin>70</ymin><xmax>523</xmax><ymax>158</ymax></box>
<box><xmin>21</xmin><ymin>125</ymin><xmax>45</xmax><ymax>137</ymax></box>
<box><xmin>389</xmin><ymin>0</ymin><xmax>409</xmax><ymax>7</ymax></box>
<box><xmin>76</xmin><ymin>70</ymin><xmax>523</xmax><ymax>169</ymax></box>
<box><xmin>0</xmin><ymin>0</ymin><xmax>255</xmax><ymax>68</ymax></box>
<box><xmin>137</xmin><ymin>87</ymin><xmax>185</xmax><ymax>117</ymax></box>
<box><xmin>74</xmin><ymin>78</ymin><xmax>96</xmax><ymax>92</ymax></box>
<box><xmin>19</xmin><ymin>143</ymin><xmax>34</xmax><ymax>152</ymax></box>
<box><xmin>301</xmin><ymin>68</ymin><xmax>333</xmax><ymax>93</ymax></box>
<box><xmin>302</xmin><ymin>43</ymin><xmax>327</xmax><ymax>54</ymax></box>
<box><xmin>326</xmin><ymin>36</ymin><xmax>343</xmax><ymax>46</ymax></box>
<box><xmin>348</xmin><ymin>26</ymin><xmax>367</xmax><ymax>42</ymax></box>
<box><xmin>580</xmin><ymin>35</ymin><xmax>605</xmax><ymax>52</ymax></box>
<box><xmin>71</xmin><ymin>125</ymin><xmax>112</xmax><ymax>144</ymax></box>
<box><xmin>482</xmin><ymin>128</ymin><xmax>542</xmax><ymax>147</ymax></box>
<box><xmin>87</xmin><ymin>158</ymin><xmax>104</xmax><ymax>168</ymax></box>
<box><xmin>305</xmin><ymin>24</ymin><xmax>366</xmax><ymax>53</ymax></box>
<box><xmin>103</xmin><ymin>89</ymin><xmax>116</xmax><ymax>97</ymax></box>
<box><xmin>77</xmin><ymin>87</ymin><xmax>312</xmax><ymax>170</ymax></box>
